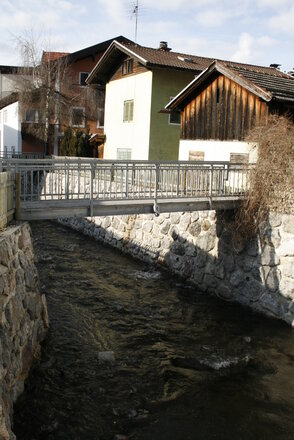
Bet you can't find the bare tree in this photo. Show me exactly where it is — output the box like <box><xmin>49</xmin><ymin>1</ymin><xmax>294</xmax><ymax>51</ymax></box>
<box><xmin>14</xmin><ymin>30</ymin><xmax>102</xmax><ymax>156</ymax></box>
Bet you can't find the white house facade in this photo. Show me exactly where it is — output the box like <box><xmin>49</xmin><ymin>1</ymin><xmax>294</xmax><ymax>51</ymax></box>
<box><xmin>103</xmin><ymin>71</ymin><xmax>153</xmax><ymax>160</ymax></box>
<box><xmin>0</xmin><ymin>101</ymin><xmax>21</xmax><ymax>156</ymax></box>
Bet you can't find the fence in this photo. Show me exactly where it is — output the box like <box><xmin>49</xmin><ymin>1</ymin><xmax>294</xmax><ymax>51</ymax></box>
<box><xmin>0</xmin><ymin>172</ymin><xmax>14</xmax><ymax>229</ymax></box>
<box><xmin>4</xmin><ymin>158</ymin><xmax>251</xmax><ymax>201</ymax></box>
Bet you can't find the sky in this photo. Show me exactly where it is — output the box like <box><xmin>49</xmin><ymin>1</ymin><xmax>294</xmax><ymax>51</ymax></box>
<box><xmin>0</xmin><ymin>0</ymin><xmax>293</xmax><ymax>73</ymax></box>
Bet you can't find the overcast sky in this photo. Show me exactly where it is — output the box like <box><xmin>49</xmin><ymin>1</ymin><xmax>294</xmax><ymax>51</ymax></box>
<box><xmin>0</xmin><ymin>0</ymin><xmax>293</xmax><ymax>73</ymax></box>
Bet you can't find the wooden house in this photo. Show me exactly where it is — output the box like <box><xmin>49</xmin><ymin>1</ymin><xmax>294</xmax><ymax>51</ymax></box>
<box><xmin>165</xmin><ymin>60</ymin><xmax>294</xmax><ymax>162</ymax></box>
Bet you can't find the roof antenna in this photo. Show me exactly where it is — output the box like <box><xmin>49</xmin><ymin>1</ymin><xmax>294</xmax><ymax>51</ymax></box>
<box><xmin>133</xmin><ymin>0</ymin><xmax>139</xmax><ymax>43</ymax></box>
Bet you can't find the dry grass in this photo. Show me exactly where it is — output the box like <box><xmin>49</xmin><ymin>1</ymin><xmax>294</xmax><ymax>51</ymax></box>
<box><xmin>234</xmin><ymin>114</ymin><xmax>294</xmax><ymax>239</ymax></box>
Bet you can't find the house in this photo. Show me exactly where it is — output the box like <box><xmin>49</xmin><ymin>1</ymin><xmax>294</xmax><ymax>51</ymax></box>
<box><xmin>0</xmin><ymin>65</ymin><xmax>33</xmax><ymax>156</ymax></box>
<box><xmin>0</xmin><ymin>36</ymin><xmax>131</xmax><ymax>157</ymax></box>
<box><xmin>86</xmin><ymin>40</ymin><xmax>216</xmax><ymax>161</ymax></box>
<box><xmin>165</xmin><ymin>60</ymin><xmax>294</xmax><ymax>163</ymax></box>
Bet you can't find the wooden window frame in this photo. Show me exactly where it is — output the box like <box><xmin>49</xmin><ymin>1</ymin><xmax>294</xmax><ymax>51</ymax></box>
<box><xmin>123</xmin><ymin>100</ymin><xmax>134</xmax><ymax>123</ymax></box>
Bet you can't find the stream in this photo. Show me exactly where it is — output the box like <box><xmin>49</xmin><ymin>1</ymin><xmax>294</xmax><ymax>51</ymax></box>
<box><xmin>13</xmin><ymin>221</ymin><xmax>294</xmax><ymax>440</ymax></box>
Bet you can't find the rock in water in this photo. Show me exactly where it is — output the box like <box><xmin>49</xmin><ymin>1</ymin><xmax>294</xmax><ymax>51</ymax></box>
<box><xmin>98</xmin><ymin>351</ymin><xmax>115</xmax><ymax>363</ymax></box>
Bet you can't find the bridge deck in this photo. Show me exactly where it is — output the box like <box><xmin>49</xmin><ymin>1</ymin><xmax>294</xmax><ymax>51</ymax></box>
<box><xmin>20</xmin><ymin>196</ymin><xmax>241</xmax><ymax>220</ymax></box>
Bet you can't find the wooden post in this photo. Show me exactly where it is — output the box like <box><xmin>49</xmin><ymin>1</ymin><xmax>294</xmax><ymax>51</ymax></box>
<box><xmin>15</xmin><ymin>173</ymin><xmax>21</xmax><ymax>221</ymax></box>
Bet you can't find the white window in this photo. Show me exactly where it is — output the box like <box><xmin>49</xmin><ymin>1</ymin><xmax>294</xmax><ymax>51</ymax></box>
<box><xmin>71</xmin><ymin>107</ymin><xmax>85</xmax><ymax>127</ymax></box>
<box><xmin>168</xmin><ymin>96</ymin><xmax>181</xmax><ymax>125</ymax></box>
<box><xmin>97</xmin><ymin>108</ymin><xmax>104</xmax><ymax>128</ymax></box>
<box><xmin>123</xmin><ymin>100</ymin><xmax>134</xmax><ymax>122</ymax></box>
<box><xmin>3</xmin><ymin>110</ymin><xmax>8</xmax><ymax>123</ymax></box>
<box><xmin>117</xmin><ymin>148</ymin><xmax>132</xmax><ymax>160</ymax></box>
<box><xmin>79</xmin><ymin>72</ymin><xmax>89</xmax><ymax>86</ymax></box>
<box><xmin>0</xmin><ymin>112</ymin><xmax>2</xmax><ymax>124</ymax></box>
<box><xmin>24</xmin><ymin>109</ymin><xmax>39</xmax><ymax>123</ymax></box>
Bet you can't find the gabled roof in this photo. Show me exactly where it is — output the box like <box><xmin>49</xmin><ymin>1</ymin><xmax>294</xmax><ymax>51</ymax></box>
<box><xmin>87</xmin><ymin>40</ymin><xmax>289</xmax><ymax>86</ymax></box>
<box><xmin>166</xmin><ymin>60</ymin><xmax>294</xmax><ymax>111</ymax></box>
<box><xmin>41</xmin><ymin>37</ymin><xmax>133</xmax><ymax>67</ymax></box>
<box><xmin>65</xmin><ymin>36</ymin><xmax>133</xmax><ymax>63</ymax></box>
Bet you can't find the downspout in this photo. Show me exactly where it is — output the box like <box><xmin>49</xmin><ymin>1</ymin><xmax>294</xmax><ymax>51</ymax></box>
<box><xmin>53</xmin><ymin>67</ymin><xmax>60</xmax><ymax>156</ymax></box>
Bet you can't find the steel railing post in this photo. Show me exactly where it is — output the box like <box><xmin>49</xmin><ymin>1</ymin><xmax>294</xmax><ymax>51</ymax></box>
<box><xmin>153</xmin><ymin>163</ymin><xmax>160</xmax><ymax>216</ymax></box>
<box><xmin>90</xmin><ymin>162</ymin><xmax>94</xmax><ymax>217</ymax></box>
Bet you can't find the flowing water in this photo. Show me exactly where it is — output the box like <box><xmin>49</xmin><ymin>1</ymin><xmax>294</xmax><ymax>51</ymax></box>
<box><xmin>14</xmin><ymin>221</ymin><xmax>294</xmax><ymax>440</ymax></box>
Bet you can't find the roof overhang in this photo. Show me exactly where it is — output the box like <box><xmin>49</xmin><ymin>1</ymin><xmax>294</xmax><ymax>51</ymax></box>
<box><xmin>86</xmin><ymin>40</ymin><xmax>149</xmax><ymax>85</ymax></box>
<box><xmin>165</xmin><ymin>60</ymin><xmax>273</xmax><ymax>111</ymax></box>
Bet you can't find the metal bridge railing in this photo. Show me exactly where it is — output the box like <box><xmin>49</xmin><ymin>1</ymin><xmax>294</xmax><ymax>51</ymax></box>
<box><xmin>1</xmin><ymin>159</ymin><xmax>252</xmax><ymax>212</ymax></box>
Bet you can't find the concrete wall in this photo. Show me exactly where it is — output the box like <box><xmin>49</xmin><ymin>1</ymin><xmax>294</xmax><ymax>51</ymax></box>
<box><xmin>103</xmin><ymin>71</ymin><xmax>153</xmax><ymax>160</ymax></box>
<box><xmin>59</xmin><ymin>211</ymin><xmax>294</xmax><ymax>326</ymax></box>
<box><xmin>0</xmin><ymin>223</ymin><xmax>48</xmax><ymax>439</ymax></box>
<box><xmin>178</xmin><ymin>139</ymin><xmax>257</xmax><ymax>162</ymax></box>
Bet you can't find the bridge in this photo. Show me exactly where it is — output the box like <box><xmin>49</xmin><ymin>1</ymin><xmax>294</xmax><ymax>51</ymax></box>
<box><xmin>1</xmin><ymin>158</ymin><xmax>251</xmax><ymax>221</ymax></box>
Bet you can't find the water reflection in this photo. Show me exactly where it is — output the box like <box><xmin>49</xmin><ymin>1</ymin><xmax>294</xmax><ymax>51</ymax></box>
<box><xmin>14</xmin><ymin>221</ymin><xmax>294</xmax><ymax>440</ymax></box>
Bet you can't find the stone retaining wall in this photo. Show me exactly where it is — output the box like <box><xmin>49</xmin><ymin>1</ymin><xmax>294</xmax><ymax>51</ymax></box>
<box><xmin>0</xmin><ymin>223</ymin><xmax>48</xmax><ymax>440</ymax></box>
<box><xmin>59</xmin><ymin>211</ymin><xmax>294</xmax><ymax>325</ymax></box>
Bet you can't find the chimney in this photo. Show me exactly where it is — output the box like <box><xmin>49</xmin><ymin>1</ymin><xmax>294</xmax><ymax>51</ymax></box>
<box><xmin>269</xmin><ymin>63</ymin><xmax>281</xmax><ymax>70</ymax></box>
<box><xmin>158</xmin><ymin>41</ymin><xmax>172</xmax><ymax>52</ymax></box>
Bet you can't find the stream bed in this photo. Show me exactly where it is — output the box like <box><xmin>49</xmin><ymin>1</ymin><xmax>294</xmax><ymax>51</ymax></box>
<box><xmin>13</xmin><ymin>221</ymin><xmax>294</xmax><ymax>440</ymax></box>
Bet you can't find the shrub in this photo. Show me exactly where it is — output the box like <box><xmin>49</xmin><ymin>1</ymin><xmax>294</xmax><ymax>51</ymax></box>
<box><xmin>60</xmin><ymin>127</ymin><xmax>92</xmax><ymax>157</ymax></box>
<box><xmin>234</xmin><ymin>114</ymin><xmax>294</xmax><ymax>238</ymax></box>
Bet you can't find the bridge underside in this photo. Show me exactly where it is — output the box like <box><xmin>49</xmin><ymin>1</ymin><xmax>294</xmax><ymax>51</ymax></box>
<box><xmin>19</xmin><ymin>197</ymin><xmax>241</xmax><ymax>220</ymax></box>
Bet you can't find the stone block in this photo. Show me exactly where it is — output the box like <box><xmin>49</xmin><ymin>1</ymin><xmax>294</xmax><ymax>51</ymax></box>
<box><xmin>282</xmin><ymin>215</ymin><xmax>294</xmax><ymax>234</ymax></box>
<box><xmin>160</xmin><ymin>221</ymin><xmax>171</xmax><ymax>235</ymax></box>
<box><xmin>260</xmin><ymin>245</ymin><xmax>280</xmax><ymax>266</ymax></box>
<box><xmin>134</xmin><ymin>219</ymin><xmax>142</xmax><ymax>229</ymax></box>
<box><xmin>262</xmin><ymin>266</ymin><xmax>281</xmax><ymax>292</ymax></box>
<box><xmin>278</xmin><ymin>240</ymin><xmax>294</xmax><ymax>257</ymax></box>
<box><xmin>112</xmin><ymin>217</ymin><xmax>120</xmax><ymax>230</ymax></box>
<box><xmin>195</xmin><ymin>251</ymin><xmax>207</xmax><ymax>268</ymax></box>
<box><xmin>240</xmin><ymin>278</ymin><xmax>264</xmax><ymax>303</ymax></box>
<box><xmin>142</xmin><ymin>221</ymin><xmax>153</xmax><ymax>233</ymax></box>
<box><xmin>179</xmin><ymin>214</ymin><xmax>191</xmax><ymax>232</ymax></box>
<box><xmin>161</xmin><ymin>237</ymin><xmax>172</xmax><ymax>250</ymax></box>
<box><xmin>283</xmin><ymin>260</ymin><xmax>294</xmax><ymax>280</ymax></box>
<box><xmin>230</xmin><ymin>270</ymin><xmax>245</xmax><ymax>288</ymax></box>
<box><xmin>102</xmin><ymin>217</ymin><xmax>111</xmax><ymax>228</ymax></box>
<box><xmin>170</xmin><ymin>226</ymin><xmax>179</xmax><ymax>241</ymax></box>
<box><xmin>217</xmin><ymin>284</ymin><xmax>234</xmax><ymax>300</ymax></box>
<box><xmin>152</xmin><ymin>238</ymin><xmax>161</xmax><ymax>249</ymax></box>
<box><xmin>280</xmin><ymin>279</ymin><xmax>294</xmax><ymax>300</ymax></box>
<box><xmin>0</xmin><ymin>242</ymin><xmax>12</xmax><ymax>267</ymax></box>
<box><xmin>268</xmin><ymin>213</ymin><xmax>282</xmax><ymax>228</ymax></box>
<box><xmin>170</xmin><ymin>212</ymin><xmax>181</xmax><ymax>224</ymax></box>
<box><xmin>191</xmin><ymin>268</ymin><xmax>204</xmax><ymax>285</ymax></box>
<box><xmin>191</xmin><ymin>212</ymin><xmax>199</xmax><ymax>222</ymax></box>
<box><xmin>201</xmin><ymin>219</ymin><xmax>211</xmax><ymax>232</ymax></box>
<box><xmin>246</xmin><ymin>240</ymin><xmax>259</xmax><ymax>257</ymax></box>
<box><xmin>203</xmin><ymin>274</ymin><xmax>218</xmax><ymax>289</ymax></box>
<box><xmin>196</xmin><ymin>234</ymin><xmax>216</xmax><ymax>253</ymax></box>
<box><xmin>188</xmin><ymin>222</ymin><xmax>201</xmax><ymax>238</ymax></box>
<box><xmin>218</xmin><ymin>254</ymin><xmax>234</xmax><ymax>273</ymax></box>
